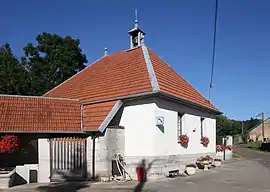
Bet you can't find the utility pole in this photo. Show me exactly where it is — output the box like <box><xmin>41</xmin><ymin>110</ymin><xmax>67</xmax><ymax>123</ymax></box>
<box><xmin>256</xmin><ymin>112</ymin><xmax>265</xmax><ymax>142</ymax></box>
<box><xmin>241</xmin><ymin>121</ymin><xmax>244</xmax><ymax>135</ymax></box>
<box><xmin>262</xmin><ymin>112</ymin><xmax>265</xmax><ymax>142</ymax></box>
<box><xmin>241</xmin><ymin>120</ymin><xmax>245</xmax><ymax>144</ymax></box>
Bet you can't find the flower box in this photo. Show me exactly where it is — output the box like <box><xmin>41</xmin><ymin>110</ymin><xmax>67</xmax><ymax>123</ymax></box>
<box><xmin>216</xmin><ymin>145</ymin><xmax>223</xmax><ymax>152</ymax></box>
<box><xmin>186</xmin><ymin>164</ymin><xmax>196</xmax><ymax>175</ymax></box>
<box><xmin>213</xmin><ymin>159</ymin><xmax>222</xmax><ymax>167</ymax></box>
<box><xmin>178</xmin><ymin>135</ymin><xmax>189</xmax><ymax>148</ymax></box>
<box><xmin>201</xmin><ymin>136</ymin><xmax>210</xmax><ymax>147</ymax></box>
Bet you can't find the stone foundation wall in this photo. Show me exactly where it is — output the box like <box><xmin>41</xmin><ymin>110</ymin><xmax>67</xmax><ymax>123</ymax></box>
<box><xmin>87</xmin><ymin>127</ymin><xmax>125</xmax><ymax>178</ymax></box>
<box><xmin>124</xmin><ymin>153</ymin><xmax>216</xmax><ymax>180</ymax></box>
<box><xmin>87</xmin><ymin>126</ymin><xmax>216</xmax><ymax>180</ymax></box>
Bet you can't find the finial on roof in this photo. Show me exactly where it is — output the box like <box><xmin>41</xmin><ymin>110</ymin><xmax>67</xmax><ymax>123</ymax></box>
<box><xmin>104</xmin><ymin>47</ymin><xmax>108</xmax><ymax>56</ymax></box>
<box><xmin>134</xmin><ymin>9</ymin><xmax>138</xmax><ymax>28</ymax></box>
<box><xmin>128</xmin><ymin>9</ymin><xmax>145</xmax><ymax>49</ymax></box>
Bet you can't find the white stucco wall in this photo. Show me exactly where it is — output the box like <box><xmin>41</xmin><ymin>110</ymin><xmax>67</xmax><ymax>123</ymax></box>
<box><xmin>120</xmin><ymin>98</ymin><xmax>216</xmax><ymax>157</ymax></box>
<box><xmin>154</xmin><ymin>106</ymin><xmax>216</xmax><ymax>156</ymax></box>
<box><xmin>38</xmin><ymin>139</ymin><xmax>50</xmax><ymax>183</ymax></box>
<box><xmin>120</xmin><ymin>103</ymin><xmax>156</xmax><ymax>157</ymax></box>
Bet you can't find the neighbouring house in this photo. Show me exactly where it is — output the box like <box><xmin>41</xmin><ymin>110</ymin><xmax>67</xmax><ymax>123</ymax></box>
<box><xmin>249</xmin><ymin>119</ymin><xmax>270</xmax><ymax>142</ymax></box>
<box><xmin>0</xmin><ymin>20</ymin><xmax>220</xmax><ymax>184</ymax></box>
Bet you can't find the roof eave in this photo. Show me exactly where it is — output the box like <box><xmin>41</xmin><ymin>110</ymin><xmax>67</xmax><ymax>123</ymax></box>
<box><xmin>97</xmin><ymin>100</ymin><xmax>123</xmax><ymax>133</ymax></box>
<box><xmin>81</xmin><ymin>91</ymin><xmax>221</xmax><ymax>115</ymax></box>
<box><xmin>0</xmin><ymin>130</ymin><xmax>89</xmax><ymax>134</ymax></box>
<box><xmin>81</xmin><ymin>91</ymin><xmax>158</xmax><ymax>105</ymax></box>
<box><xmin>120</xmin><ymin>91</ymin><xmax>222</xmax><ymax>115</ymax></box>
<box><xmin>158</xmin><ymin>91</ymin><xmax>221</xmax><ymax>115</ymax></box>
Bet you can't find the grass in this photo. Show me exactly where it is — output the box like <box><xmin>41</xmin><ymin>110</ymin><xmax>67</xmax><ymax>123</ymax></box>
<box><xmin>240</xmin><ymin>142</ymin><xmax>270</xmax><ymax>155</ymax></box>
<box><xmin>241</xmin><ymin>142</ymin><xmax>261</xmax><ymax>150</ymax></box>
<box><xmin>232</xmin><ymin>153</ymin><xmax>241</xmax><ymax>158</ymax></box>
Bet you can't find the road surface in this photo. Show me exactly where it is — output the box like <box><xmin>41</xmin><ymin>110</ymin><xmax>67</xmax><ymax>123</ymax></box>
<box><xmin>234</xmin><ymin>145</ymin><xmax>270</xmax><ymax>168</ymax></box>
<box><xmin>5</xmin><ymin>158</ymin><xmax>270</xmax><ymax>192</ymax></box>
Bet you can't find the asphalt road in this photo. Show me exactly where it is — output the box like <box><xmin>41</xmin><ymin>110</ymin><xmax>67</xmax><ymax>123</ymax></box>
<box><xmin>6</xmin><ymin>158</ymin><xmax>270</xmax><ymax>192</ymax></box>
<box><xmin>234</xmin><ymin>145</ymin><xmax>270</xmax><ymax>168</ymax></box>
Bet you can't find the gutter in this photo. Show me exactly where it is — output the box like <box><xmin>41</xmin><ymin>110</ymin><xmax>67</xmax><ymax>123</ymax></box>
<box><xmin>0</xmin><ymin>130</ymin><xmax>89</xmax><ymax>134</ymax></box>
<box><xmin>81</xmin><ymin>90</ymin><xmax>221</xmax><ymax>115</ymax></box>
<box><xmin>157</xmin><ymin>91</ymin><xmax>222</xmax><ymax>115</ymax></box>
<box><xmin>81</xmin><ymin>91</ymin><xmax>158</xmax><ymax>105</ymax></box>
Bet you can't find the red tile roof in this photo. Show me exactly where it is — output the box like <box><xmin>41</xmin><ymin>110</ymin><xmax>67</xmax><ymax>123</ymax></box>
<box><xmin>148</xmin><ymin>49</ymin><xmax>218</xmax><ymax>111</ymax></box>
<box><xmin>83</xmin><ymin>100</ymin><xmax>120</xmax><ymax>131</ymax></box>
<box><xmin>0</xmin><ymin>95</ymin><xmax>82</xmax><ymax>132</ymax></box>
<box><xmin>45</xmin><ymin>47</ymin><xmax>152</xmax><ymax>103</ymax></box>
<box><xmin>0</xmin><ymin>46</ymin><xmax>219</xmax><ymax>133</ymax></box>
<box><xmin>45</xmin><ymin>46</ymin><xmax>218</xmax><ymax>113</ymax></box>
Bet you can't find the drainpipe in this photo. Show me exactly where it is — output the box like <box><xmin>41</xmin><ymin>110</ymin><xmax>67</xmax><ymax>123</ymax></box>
<box><xmin>92</xmin><ymin>136</ymin><xmax>96</xmax><ymax>180</ymax></box>
<box><xmin>223</xmin><ymin>137</ymin><xmax>228</xmax><ymax>161</ymax></box>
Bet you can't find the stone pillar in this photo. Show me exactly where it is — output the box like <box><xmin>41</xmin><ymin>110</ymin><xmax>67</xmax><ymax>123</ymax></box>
<box><xmin>221</xmin><ymin>136</ymin><xmax>233</xmax><ymax>160</ymax></box>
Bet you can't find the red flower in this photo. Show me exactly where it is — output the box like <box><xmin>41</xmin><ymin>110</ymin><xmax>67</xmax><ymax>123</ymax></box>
<box><xmin>221</xmin><ymin>145</ymin><xmax>226</xmax><ymax>151</ymax></box>
<box><xmin>201</xmin><ymin>136</ymin><xmax>210</xmax><ymax>146</ymax></box>
<box><xmin>178</xmin><ymin>135</ymin><xmax>189</xmax><ymax>147</ymax></box>
<box><xmin>0</xmin><ymin>135</ymin><xmax>20</xmax><ymax>153</ymax></box>
<box><xmin>226</xmin><ymin>145</ymin><xmax>233</xmax><ymax>151</ymax></box>
<box><xmin>216</xmin><ymin>145</ymin><xmax>223</xmax><ymax>152</ymax></box>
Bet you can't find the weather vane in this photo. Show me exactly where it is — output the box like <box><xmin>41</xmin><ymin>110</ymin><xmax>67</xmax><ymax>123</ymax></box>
<box><xmin>134</xmin><ymin>9</ymin><xmax>138</xmax><ymax>28</ymax></box>
<box><xmin>135</xmin><ymin>9</ymin><xmax>138</xmax><ymax>23</ymax></box>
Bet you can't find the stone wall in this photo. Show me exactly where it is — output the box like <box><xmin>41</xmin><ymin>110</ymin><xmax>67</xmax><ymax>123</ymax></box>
<box><xmin>87</xmin><ymin>127</ymin><xmax>125</xmax><ymax>178</ymax></box>
<box><xmin>124</xmin><ymin>153</ymin><xmax>216</xmax><ymax>180</ymax></box>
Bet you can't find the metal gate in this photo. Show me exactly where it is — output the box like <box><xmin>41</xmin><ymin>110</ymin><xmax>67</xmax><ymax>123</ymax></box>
<box><xmin>49</xmin><ymin>137</ymin><xmax>87</xmax><ymax>181</ymax></box>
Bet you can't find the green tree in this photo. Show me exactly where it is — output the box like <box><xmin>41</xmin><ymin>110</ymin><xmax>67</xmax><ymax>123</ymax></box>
<box><xmin>244</xmin><ymin>117</ymin><xmax>261</xmax><ymax>131</ymax></box>
<box><xmin>0</xmin><ymin>43</ymin><xmax>29</xmax><ymax>95</ymax></box>
<box><xmin>216</xmin><ymin>115</ymin><xmax>233</xmax><ymax>136</ymax></box>
<box><xmin>216</xmin><ymin>114</ymin><xmax>261</xmax><ymax>143</ymax></box>
<box><xmin>22</xmin><ymin>32</ymin><xmax>87</xmax><ymax>95</ymax></box>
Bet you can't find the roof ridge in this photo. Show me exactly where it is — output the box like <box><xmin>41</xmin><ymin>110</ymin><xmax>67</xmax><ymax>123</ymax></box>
<box><xmin>0</xmin><ymin>94</ymin><xmax>79</xmax><ymax>102</ymax></box>
<box><xmin>142</xmin><ymin>46</ymin><xmax>160</xmax><ymax>91</ymax></box>
<box><xmin>147</xmin><ymin>48</ymin><xmax>218</xmax><ymax>110</ymax></box>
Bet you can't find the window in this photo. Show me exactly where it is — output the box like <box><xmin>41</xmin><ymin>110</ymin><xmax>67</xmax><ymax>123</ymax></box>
<box><xmin>201</xmin><ymin>117</ymin><xmax>205</xmax><ymax>138</ymax></box>
<box><xmin>177</xmin><ymin>112</ymin><xmax>184</xmax><ymax>137</ymax></box>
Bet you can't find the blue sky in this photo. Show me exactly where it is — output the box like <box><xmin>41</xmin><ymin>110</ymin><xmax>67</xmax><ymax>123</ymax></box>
<box><xmin>1</xmin><ymin>0</ymin><xmax>269</xmax><ymax>120</ymax></box>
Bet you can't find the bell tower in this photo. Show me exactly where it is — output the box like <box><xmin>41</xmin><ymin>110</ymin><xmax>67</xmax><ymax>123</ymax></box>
<box><xmin>128</xmin><ymin>9</ymin><xmax>145</xmax><ymax>49</ymax></box>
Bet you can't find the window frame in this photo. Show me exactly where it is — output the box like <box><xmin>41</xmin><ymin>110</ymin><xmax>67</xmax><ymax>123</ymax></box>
<box><xmin>177</xmin><ymin>112</ymin><xmax>184</xmax><ymax>138</ymax></box>
<box><xmin>200</xmin><ymin>117</ymin><xmax>205</xmax><ymax>138</ymax></box>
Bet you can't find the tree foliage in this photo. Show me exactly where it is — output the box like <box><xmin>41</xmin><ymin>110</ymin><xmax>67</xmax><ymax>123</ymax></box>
<box><xmin>22</xmin><ymin>32</ymin><xmax>87</xmax><ymax>95</ymax></box>
<box><xmin>0</xmin><ymin>32</ymin><xmax>87</xmax><ymax>96</ymax></box>
<box><xmin>216</xmin><ymin>115</ymin><xmax>261</xmax><ymax>137</ymax></box>
<box><xmin>0</xmin><ymin>43</ymin><xmax>28</xmax><ymax>95</ymax></box>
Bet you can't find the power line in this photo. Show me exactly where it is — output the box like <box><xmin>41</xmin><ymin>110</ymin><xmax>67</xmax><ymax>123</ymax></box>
<box><xmin>209</xmin><ymin>0</ymin><xmax>219</xmax><ymax>102</ymax></box>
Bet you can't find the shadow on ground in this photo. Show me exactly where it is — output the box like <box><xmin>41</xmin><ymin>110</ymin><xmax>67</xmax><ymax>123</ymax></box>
<box><xmin>37</xmin><ymin>182</ymin><xmax>89</xmax><ymax>192</ymax></box>
<box><xmin>36</xmin><ymin>157</ymin><xmax>157</xmax><ymax>192</ymax></box>
<box><xmin>133</xmin><ymin>159</ymin><xmax>156</xmax><ymax>192</ymax></box>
